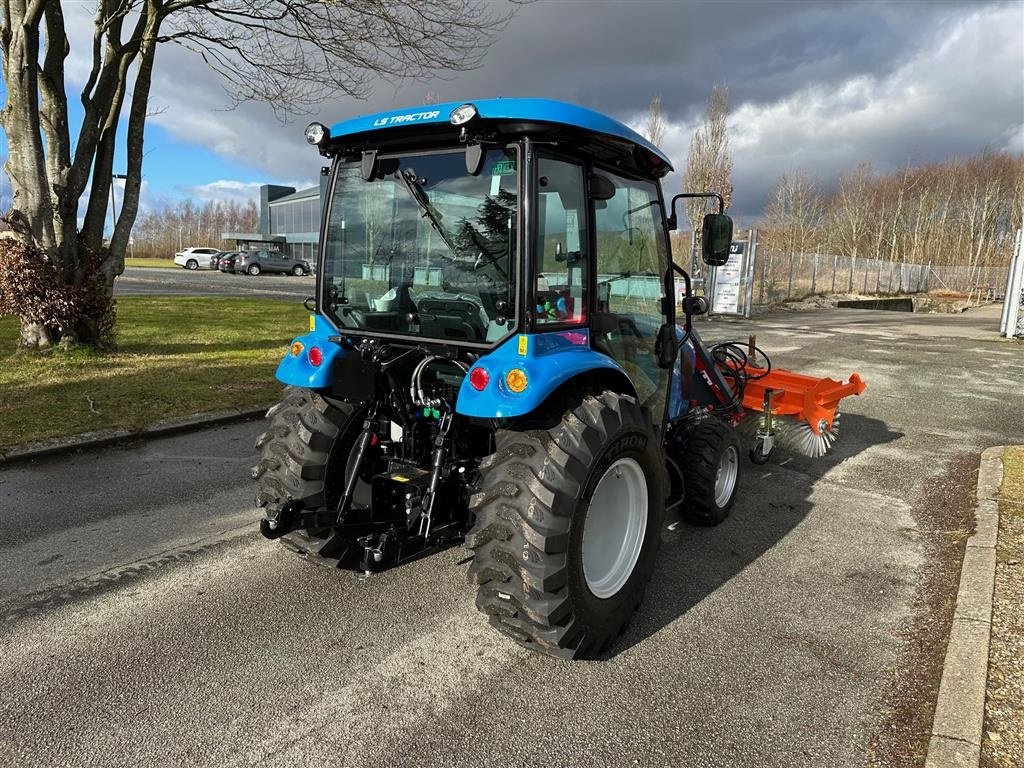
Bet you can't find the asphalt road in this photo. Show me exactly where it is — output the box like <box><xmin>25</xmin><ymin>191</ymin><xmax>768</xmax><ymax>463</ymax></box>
<box><xmin>115</xmin><ymin>266</ymin><xmax>314</xmax><ymax>300</ymax></box>
<box><xmin>1</xmin><ymin>305</ymin><xmax>1022</xmax><ymax>767</ymax></box>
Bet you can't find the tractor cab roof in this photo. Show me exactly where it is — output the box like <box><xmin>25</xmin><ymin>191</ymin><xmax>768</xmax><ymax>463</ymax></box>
<box><xmin>327</xmin><ymin>98</ymin><xmax>673</xmax><ymax>179</ymax></box>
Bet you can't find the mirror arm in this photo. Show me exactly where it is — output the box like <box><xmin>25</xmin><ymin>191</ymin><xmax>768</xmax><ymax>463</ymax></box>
<box><xmin>672</xmin><ymin>262</ymin><xmax>693</xmax><ymax>340</ymax></box>
<box><xmin>666</xmin><ymin>192</ymin><xmax>725</xmax><ymax>230</ymax></box>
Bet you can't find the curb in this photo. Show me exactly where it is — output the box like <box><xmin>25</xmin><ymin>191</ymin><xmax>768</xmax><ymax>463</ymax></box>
<box><xmin>0</xmin><ymin>405</ymin><xmax>271</xmax><ymax>466</ymax></box>
<box><xmin>924</xmin><ymin>445</ymin><xmax>1005</xmax><ymax>768</ymax></box>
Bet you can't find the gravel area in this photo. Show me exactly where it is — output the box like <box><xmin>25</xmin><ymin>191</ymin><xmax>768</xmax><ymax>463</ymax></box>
<box><xmin>982</xmin><ymin>446</ymin><xmax>1024</xmax><ymax>768</ymax></box>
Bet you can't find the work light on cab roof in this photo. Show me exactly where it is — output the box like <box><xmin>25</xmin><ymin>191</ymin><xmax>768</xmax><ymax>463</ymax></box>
<box><xmin>304</xmin><ymin>122</ymin><xmax>329</xmax><ymax>146</ymax></box>
<box><xmin>449</xmin><ymin>103</ymin><xmax>479</xmax><ymax>126</ymax></box>
<box><xmin>253</xmin><ymin>96</ymin><xmax>868</xmax><ymax>662</ymax></box>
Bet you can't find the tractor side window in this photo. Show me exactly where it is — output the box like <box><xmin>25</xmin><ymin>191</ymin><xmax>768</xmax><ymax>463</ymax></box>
<box><xmin>593</xmin><ymin>170</ymin><xmax>670</xmax><ymax>424</ymax></box>
<box><xmin>534</xmin><ymin>157</ymin><xmax>587</xmax><ymax>326</ymax></box>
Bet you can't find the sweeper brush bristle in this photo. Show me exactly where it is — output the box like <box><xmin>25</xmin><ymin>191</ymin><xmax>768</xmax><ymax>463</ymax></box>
<box><xmin>776</xmin><ymin>411</ymin><xmax>842</xmax><ymax>458</ymax></box>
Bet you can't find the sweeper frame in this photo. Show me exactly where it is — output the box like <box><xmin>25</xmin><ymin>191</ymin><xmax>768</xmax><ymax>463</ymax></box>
<box><xmin>252</xmin><ymin>99</ymin><xmax>866</xmax><ymax>659</ymax></box>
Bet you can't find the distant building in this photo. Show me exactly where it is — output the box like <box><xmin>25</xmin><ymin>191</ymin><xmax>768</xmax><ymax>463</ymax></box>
<box><xmin>222</xmin><ymin>177</ymin><xmax>328</xmax><ymax>263</ymax></box>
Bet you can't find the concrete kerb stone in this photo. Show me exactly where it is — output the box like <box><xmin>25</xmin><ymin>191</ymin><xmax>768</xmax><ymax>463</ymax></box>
<box><xmin>0</xmin><ymin>406</ymin><xmax>271</xmax><ymax>466</ymax></box>
<box><xmin>924</xmin><ymin>445</ymin><xmax>1005</xmax><ymax>768</ymax></box>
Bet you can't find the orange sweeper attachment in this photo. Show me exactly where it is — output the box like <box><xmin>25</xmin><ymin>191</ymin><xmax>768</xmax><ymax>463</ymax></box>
<box><xmin>700</xmin><ymin>335</ymin><xmax>868</xmax><ymax>462</ymax></box>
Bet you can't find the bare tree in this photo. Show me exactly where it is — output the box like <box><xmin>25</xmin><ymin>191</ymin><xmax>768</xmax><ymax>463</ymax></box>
<box><xmin>764</xmin><ymin>171</ymin><xmax>823</xmax><ymax>256</ymax></box>
<box><xmin>681</xmin><ymin>85</ymin><xmax>733</xmax><ymax>271</ymax></box>
<box><xmin>829</xmin><ymin>162</ymin><xmax>875</xmax><ymax>261</ymax></box>
<box><xmin>0</xmin><ymin>0</ymin><xmax>516</xmax><ymax>348</ymax></box>
<box><xmin>644</xmin><ymin>94</ymin><xmax>667</xmax><ymax>148</ymax></box>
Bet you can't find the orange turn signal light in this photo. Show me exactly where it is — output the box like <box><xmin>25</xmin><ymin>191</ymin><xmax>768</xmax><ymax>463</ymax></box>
<box><xmin>290</xmin><ymin>341</ymin><xmax>304</xmax><ymax>357</ymax></box>
<box><xmin>505</xmin><ymin>368</ymin><xmax>528</xmax><ymax>393</ymax></box>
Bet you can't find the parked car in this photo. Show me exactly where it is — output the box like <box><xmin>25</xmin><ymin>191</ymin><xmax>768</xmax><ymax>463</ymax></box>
<box><xmin>217</xmin><ymin>251</ymin><xmax>243</xmax><ymax>272</ymax></box>
<box><xmin>234</xmin><ymin>250</ymin><xmax>311</xmax><ymax>276</ymax></box>
<box><xmin>173</xmin><ymin>247</ymin><xmax>220</xmax><ymax>270</ymax></box>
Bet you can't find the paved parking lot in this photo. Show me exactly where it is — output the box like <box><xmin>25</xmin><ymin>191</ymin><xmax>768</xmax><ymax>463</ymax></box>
<box><xmin>1</xmin><ymin>305</ymin><xmax>1021</xmax><ymax>767</ymax></box>
<box><xmin>116</xmin><ymin>266</ymin><xmax>314</xmax><ymax>299</ymax></box>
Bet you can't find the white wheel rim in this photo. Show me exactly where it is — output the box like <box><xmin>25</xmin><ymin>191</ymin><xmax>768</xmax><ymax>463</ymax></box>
<box><xmin>582</xmin><ymin>457</ymin><xmax>648</xmax><ymax>599</ymax></box>
<box><xmin>714</xmin><ymin>445</ymin><xmax>739</xmax><ymax>507</ymax></box>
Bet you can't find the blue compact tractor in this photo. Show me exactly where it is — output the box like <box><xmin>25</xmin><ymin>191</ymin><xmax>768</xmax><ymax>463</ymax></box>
<box><xmin>254</xmin><ymin>99</ymin><xmax>865</xmax><ymax>659</ymax></box>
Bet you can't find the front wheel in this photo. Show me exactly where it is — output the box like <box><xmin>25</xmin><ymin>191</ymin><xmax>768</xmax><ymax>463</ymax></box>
<box><xmin>467</xmin><ymin>391</ymin><xmax>664</xmax><ymax>659</ymax></box>
<box><xmin>247</xmin><ymin>264</ymin><xmax>261</xmax><ymax>276</ymax></box>
<box><xmin>185</xmin><ymin>259</ymin><xmax>198</xmax><ymax>270</ymax></box>
<box><xmin>291</xmin><ymin>265</ymin><xmax>305</xmax><ymax>276</ymax></box>
<box><xmin>679</xmin><ymin>418</ymin><xmax>741</xmax><ymax>526</ymax></box>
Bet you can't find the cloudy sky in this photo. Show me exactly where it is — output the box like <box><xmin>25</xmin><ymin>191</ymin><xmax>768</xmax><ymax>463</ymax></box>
<box><xmin>1</xmin><ymin>0</ymin><xmax>1022</xmax><ymax>222</ymax></box>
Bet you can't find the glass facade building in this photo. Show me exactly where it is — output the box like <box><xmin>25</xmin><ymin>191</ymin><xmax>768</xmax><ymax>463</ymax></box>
<box><xmin>222</xmin><ymin>179</ymin><xmax>328</xmax><ymax>265</ymax></box>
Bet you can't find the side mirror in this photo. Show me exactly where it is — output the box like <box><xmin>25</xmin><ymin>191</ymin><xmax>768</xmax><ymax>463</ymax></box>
<box><xmin>701</xmin><ymin>213</ymin><xmax>733</xmax><ymax>266</ymax></box>
<box><xmin>655</xmin><ymin>322</ymin><xmax>678</xmax><ymax>369</ymax></box>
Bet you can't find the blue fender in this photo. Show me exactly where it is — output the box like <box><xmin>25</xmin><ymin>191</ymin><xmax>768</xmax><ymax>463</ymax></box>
<box><xmin>275</xmin><ymin>314</ymin><xmax>346</xmax><ymax>389</ymax></box>
<box><xmin>456</xmin><ymin>329</ymin><xmax>632</xmax><ymax>419</ymax></box>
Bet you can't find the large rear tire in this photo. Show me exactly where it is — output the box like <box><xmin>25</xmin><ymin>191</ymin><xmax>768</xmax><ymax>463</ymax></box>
<box><xmin>251</xmin><ymin>387</ymin><xmax>368</xmax><ymax>558</ymax></box>
<box><xmin>679</xmin><ymin>418</ymin><xmax>741</xmax><ymax>526</ymax></box>
<box><xmin>467</xmin><ymin>391</ymin><xmax>664</xmax><ymax>659</ymax></box>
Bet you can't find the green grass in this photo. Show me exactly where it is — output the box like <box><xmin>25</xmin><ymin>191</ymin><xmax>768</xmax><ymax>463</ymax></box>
<box><xmin>124</xmin><ymin>257</ymin><xmax>176</xmax><ymax>269</ymax></box>
<box><xmin>0</xmin><ymin>297</ymin><xmax>307</xmax><ymax>450</ymax></box>
<box><xmin>999</xmin><ymin>446</ymin><xmax>1024</xmax><ymax>523</ymax></box>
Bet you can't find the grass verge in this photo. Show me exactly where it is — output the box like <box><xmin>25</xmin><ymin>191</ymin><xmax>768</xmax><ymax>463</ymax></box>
<box><xmin>124</xmin><ymin>257</ymin><xmax>177</xmax><ymax>269</ymax></box>
<box><xmin>982</xmin><ymin>445</ymin><xmax>1024</xmax><ymax>768</ymax></box>
<box><xmin>0</xmin><ymin>296</ymin><xmax>305</xmax><ymax>451</ymax></box>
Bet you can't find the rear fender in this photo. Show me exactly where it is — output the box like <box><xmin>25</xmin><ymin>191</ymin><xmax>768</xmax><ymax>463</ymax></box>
<box><xmin>275</xmin><ymin>314</ymin><xmax>345</xmax><ymax>389</ymax></box>
<box><xmin>456</xmin><ymin>329</ymin><xmax>635</xmax><ymax>419</ymax></box>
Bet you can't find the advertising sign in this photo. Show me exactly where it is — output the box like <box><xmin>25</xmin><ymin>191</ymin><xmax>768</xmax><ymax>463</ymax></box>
<box><xmin>711</xmin><ymin>241</ymin><xmax>746</xmax><ymax>315</ymax></box>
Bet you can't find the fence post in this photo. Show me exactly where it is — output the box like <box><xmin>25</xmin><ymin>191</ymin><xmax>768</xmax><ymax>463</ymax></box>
<box><xmin>811</xmin><ymin>248</ymin><xmax>819</xmax><ymax>294</ymax></box>
<box><xmin>863</xmin><ymin>259</ymin><xmax>869</xmax><ymax>293</ymax></box>
<box><xmin>849</xmin><ymin>255</ymin><xmax>855</xmax><ymax>292</ymax></box>
<box><xmin>787</xmin><ymin>252</ymin><xmax>794</xmax><ymax>299</ymax></box>
<box><xmin>925</xmin><ymin>260</ymin><xmax>931</xmax><ymax>292</ymax></box>
<box><xmin>743</xmin><ymin>229</ymin><xmax>757</xmax><ymax>317</ymax></box>
<box><xmin>831</xmin><ymin>254</ymin><xmax>838</xmax><ymax>293</ymax></box>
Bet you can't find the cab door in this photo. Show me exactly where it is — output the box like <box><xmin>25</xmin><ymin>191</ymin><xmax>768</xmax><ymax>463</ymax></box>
<box><xmin>591</xmin><ymin>169</ymin><xmax>672</xmax><ymax>426</ymax></box>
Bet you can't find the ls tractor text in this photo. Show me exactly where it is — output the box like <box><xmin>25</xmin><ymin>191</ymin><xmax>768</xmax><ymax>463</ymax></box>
<box><xmin>252</xmin><ymin>99</ymin><xmax>866</xmax><ymax>659</ymax></box>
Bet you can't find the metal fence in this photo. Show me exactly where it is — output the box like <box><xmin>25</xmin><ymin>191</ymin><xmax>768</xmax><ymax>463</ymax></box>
<box><xmin>751</xmin><ymin>247</ymin><xmax>1009</xmax><ymax>306</ymax></box>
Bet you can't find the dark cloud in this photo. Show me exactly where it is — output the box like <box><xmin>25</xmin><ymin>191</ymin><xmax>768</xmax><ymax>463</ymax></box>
<box><xmin>11</xmin><ymin>0</ymin><xmax>1021</xmax><ymax>221</ymax></box>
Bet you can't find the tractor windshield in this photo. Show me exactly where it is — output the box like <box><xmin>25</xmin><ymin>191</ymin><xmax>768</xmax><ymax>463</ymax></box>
<box><xmin>320</xmin><ymin>146</ymin><xmax>519</xmax><ymax>344</ymax></box>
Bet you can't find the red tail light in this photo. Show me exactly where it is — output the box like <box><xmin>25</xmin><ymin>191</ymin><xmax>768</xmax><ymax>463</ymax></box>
<box><xmin>468</xmin><ymin>367</ymin><xmax>489</xmax><ymax>391</ymax></box>
<box><xmin>308</xmin><ymin>346</ymin><xmax>323</xmax><ymax>367</ymax></box>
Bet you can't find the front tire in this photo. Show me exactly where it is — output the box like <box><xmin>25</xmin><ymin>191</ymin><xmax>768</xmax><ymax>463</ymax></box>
<box><xmin>291</xmin><ymin>265</ymin><xmax>305</xmax><ymax>276</ymax></box>
<box><xmin>679</xmin><ymin>418</ymin><xmax>741</xmax><ymax>526</ymax></box>
<box><xmin>247</xmin><ymin>264</ymin><xmax>261</xmax><ymax>276</ymax></box>
<box><xmin>467</xmin><ymin>391</ymin><xmax>664</xmax><ymax>659</ymax></box>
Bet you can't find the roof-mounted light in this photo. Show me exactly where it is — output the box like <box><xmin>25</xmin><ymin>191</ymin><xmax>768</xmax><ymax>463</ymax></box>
<box><xmin>449</xmin><ymin>103</ymin><xmax>479</xmax><ymax>126</ymax></box>
<box><xmin>305</xmin><ymin>122</ymin><xmax>329</xmax><ymax>146</ymax></box>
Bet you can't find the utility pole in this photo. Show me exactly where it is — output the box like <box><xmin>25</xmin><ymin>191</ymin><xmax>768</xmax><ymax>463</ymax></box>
<box><xmin>110</xmin><ymin>173</ymin><xmax>128</xmax><ymax>242</ymax></box>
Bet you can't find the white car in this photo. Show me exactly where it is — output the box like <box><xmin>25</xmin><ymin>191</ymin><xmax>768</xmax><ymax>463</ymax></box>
<box><xmin>174</xmin><ymin>247</ymin><xmax>221</xmax><ymax>270</ymax></box>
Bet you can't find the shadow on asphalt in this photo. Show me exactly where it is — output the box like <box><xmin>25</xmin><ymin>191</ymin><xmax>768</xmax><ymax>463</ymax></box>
<box><xmin>607</xmin><ymin>412</ymin><xmax>904</xmax><ymax>658</ymax></box>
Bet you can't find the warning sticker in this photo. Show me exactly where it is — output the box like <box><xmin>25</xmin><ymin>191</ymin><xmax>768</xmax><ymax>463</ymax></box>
<box><xmin>517</xmin><ymin>335</ymin><xmax>528</xmax><ymax>356</ymax></box>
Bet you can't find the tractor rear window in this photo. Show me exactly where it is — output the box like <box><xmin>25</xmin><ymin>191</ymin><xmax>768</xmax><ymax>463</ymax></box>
<box><xmin>320</xmin><ymin>147</ymin><xmax>519</xmax><ymax>344</ymax></box>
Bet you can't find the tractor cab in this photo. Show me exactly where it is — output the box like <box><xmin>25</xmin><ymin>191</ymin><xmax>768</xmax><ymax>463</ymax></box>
<box><xmin>254</xmin><ymin>99</ymin><xmax>866</xmax><ymax>660</ymax></box>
